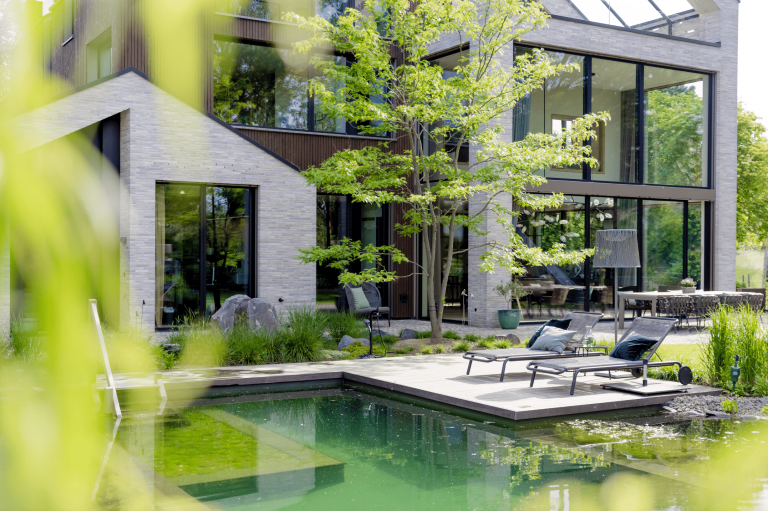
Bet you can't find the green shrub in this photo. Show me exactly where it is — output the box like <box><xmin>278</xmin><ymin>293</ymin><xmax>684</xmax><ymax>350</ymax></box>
<box><xmin>761</xmin><ymin>406</ymin><xmax>768</xmax><ymax>415</ymax></box>
<box><xmin>494</xmin><ymin>339</ymin><xmax>511</xmax><ymax>349</ymax></box>
<box><xmin>281</xmin><ymin>306</ymin><xmax>327</xmax><ymax>363</ymax></box>
<box><xmin>415</xmin><ymin>330</ymin><xmax>432</xmax><ymax>339</ymax></box>
<box><xmin>733</xmin><ymin>305</ymin><xmax>768</xmax><ymax>387</ymax></box>
<box><xmin>343</xmin><ymin>341</ymin><xmax>384</xmax><ymax>358</ymax></box>
<box><xmin>464</xmin><ymin>333</ymin><xmax>481</xmax><ymax>342</ymax></box>
<box><xmin>1</xmin><ymin>316</ymin><xmax>45</xmax><ymax>365</ymax></box>
<box><xmin>155</xmin><ymin>346</ymin><xmax>178</xmax><ymax>370</ymax></box>
<box><xmin>475</xmin><ymin>338</ymin><xmax>494</xmax><ymax>349</ymax></box>
<box><xmin>443</xmin><ymin>331</ymin><xmax>461</xmax><ymax>340</ymax></box>
<box><xmin>721</xmin><ymin>399</ymin><xmax>738</xmax><ymax>415</ymax></box>
<box><xmin>177</xmin><ymin>322</ymin><xmax>228</xmax><ymax>367</ymax></box>
<box><xmin>432</xmin><ymin>344</ymin><xmax>445</xmax><ymax>354</ymax></box>
<box><xmin>703</xmin><ymin>305</ymin><xmax>734</xmax><ymax>385</ymax></box>
<box><xmin>452</xmin><ymin>340</ymin><xmax>470</xmax><ymax>352</ymax></box>
<box><xmin>395</xmin><ymin>346</ymin><xmax>414</xmax><ymax>355</ymax></box>
<box><xmin>420</xmin><ymin>345</ymin><xmax>433</xmax><ymax>355</ymax></box>
<box><xmin>324</xmin><ymin>310</ymin><xmax>367</xmax><ymax>342</ymax></box>
<box><xmin>103</xmin><ymin>326</ymin><xmax>158</xmax><ymax>373</ymax></box>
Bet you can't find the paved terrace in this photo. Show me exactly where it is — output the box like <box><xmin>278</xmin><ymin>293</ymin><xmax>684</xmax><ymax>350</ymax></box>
<box><xmin>113</xmin><ymin>354</ymin><xmax>720</xmax><ymax>421</ymax></box>
<box><xmin>376</xmin><ymin>318</ymin><xmax>709</xmax><ymax>345</ymax></box>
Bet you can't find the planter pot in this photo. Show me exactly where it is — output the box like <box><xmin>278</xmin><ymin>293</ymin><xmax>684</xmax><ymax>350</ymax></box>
<box><xmin>681</xmin><ymin>287</ymin><xmax>695</xmax><ymax>294</ymax></box>
<box><xmin>498</xmin><ymin>309</ymin><xmax>522</xmax><ymax>329</ymax></box>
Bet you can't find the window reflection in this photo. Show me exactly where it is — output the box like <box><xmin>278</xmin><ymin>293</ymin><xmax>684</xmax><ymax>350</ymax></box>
<box><xmin>216</xmin><ymin>0</ymin><xmax>349</xmax><ymax>24</ymax></box>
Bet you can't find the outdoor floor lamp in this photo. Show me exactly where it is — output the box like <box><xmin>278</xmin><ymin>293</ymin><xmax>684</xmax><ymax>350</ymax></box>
<box><xmin>593</xmin><ymin>229</ymin><xmax>641</xmax><ymax>343</ymax></box>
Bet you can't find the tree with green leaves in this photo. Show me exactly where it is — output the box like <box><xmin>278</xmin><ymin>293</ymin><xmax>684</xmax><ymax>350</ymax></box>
<box><xmin>736</xmin><ymin>102</ymin><xmax>768</xmax><ymax>248</ymax></box>
<box><xmin>290</xmin><ymin>0</ymin><xmax>606</xmax><ymax>337</ymax></box>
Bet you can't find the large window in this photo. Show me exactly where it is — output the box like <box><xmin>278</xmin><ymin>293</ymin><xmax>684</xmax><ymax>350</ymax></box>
<box><xmin>644</xmin><ymin>66</ymin><xmax>709</xmax><ymax>187</ymax></box>
<box><xmin>513</xmin><ymin>46</ymin><xmax>711</xmax><ymax>188</ymax></box>
<box><xmin>216</xmin><ymin>0</ymin><xmax>350</xmax><ymax>24</ymax></box>
<box><xmin>213</xmin><ymin>41</ymin><xmax>351</xmax><ymax>134</ymax></box>
<box><xmin>156</xmin><ymin>184</ymin><xmax>255</xmax><ymax>326</ymax></box>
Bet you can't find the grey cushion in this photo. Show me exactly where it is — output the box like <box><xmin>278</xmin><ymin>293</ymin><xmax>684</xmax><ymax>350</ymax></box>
<box><xmin>530</xmin><ymin>326</ymin><xmax>577</xmax><ymax>354</ymax></box>
<box><xmin>527</xmin><ymin>318</ymin><xmax>572</xmax><ymax>347</ymax></box>
<box><xmin>350</xmin><ymin>287</ymin><xmax>371</xmax><ymax>310</ymax></box>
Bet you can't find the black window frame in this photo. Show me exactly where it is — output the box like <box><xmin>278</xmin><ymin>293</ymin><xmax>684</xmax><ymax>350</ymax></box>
<box><xmin>213</xmin><ymin>37</ymin><xmax>391</xmax><ymax>138</ymax></box>
<box><xmin>514</xmin><ymin>43</ymin><xmax>714</xmax><ymax>191</ymax></box>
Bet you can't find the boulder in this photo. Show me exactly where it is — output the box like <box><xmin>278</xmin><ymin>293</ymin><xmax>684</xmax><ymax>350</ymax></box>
<box><xmin>211</xmin><ymin>294</ymin><xmax>251</xmax><ymax>332</ymax></box>
<box><xmin>400</xmin><ymin>328</ymin><xmax>418</xmax><ymax>340</ymax></box>
<box><xmin>248</xmin><ymin>298</ymin><xmax>280</xmax><ymax>332</ymax></box>
<box><xmin>704</xmin><ymin>410</ymin><xmax>730</xmax><ymax>419</ymax></box>
<box><xmin>338</xmin><ymin>335</ymin><xmax>370</xmax><ymax>350</ymax></box>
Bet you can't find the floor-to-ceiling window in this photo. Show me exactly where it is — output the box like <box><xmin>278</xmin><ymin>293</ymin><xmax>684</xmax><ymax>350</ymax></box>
<box><xmin>156</xmin><ymin>184</ymin><xmax>255</xmax><ymax>327</ymax></box>
<box><xmin>642</xmin><ymin>200</ymin><xmax>684</xmax><ymax>291</ymax></box>
<box><xmin>316</xmin><ymin>195</ymin><xmax>347</xmax><ymax>310</ymax></box>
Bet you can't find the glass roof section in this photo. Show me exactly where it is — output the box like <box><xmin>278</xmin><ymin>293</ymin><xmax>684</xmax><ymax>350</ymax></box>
<box><xmin>564</xmin><ymin>0</ymin><xmax>701</xmax><ymax>38</ymax></box>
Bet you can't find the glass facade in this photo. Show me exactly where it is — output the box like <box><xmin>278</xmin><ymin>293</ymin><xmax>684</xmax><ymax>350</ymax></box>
<box><xmin>513</xmin><ymin>46</ymin><xmax>711</xmax><ymax>188</ymax></box>
<box><xmin>510</xmin><ymin>195</ymin><xmax>703</xmax><ymax>322</ymax></box>
<box><xmin>316</xmin><ymin>195</ymin><xmax>347</xmax><ymax>310</ymax></box>
<box><xmin>216</xmin><ymin>0</ymin><xmax>350</xmax><ymax>25</ymax></box>
<box><xmin>156</xmin><ymin>184</ymin><xmax>254</xmax><ymax>326</ymax></box>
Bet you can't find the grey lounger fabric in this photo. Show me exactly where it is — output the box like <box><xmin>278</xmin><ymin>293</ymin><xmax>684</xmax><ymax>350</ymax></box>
<box><xmin>464</xmin><ymin>311</ymin><xmax>604</xmax><ymax>381</ymax></box>
<box><xmin>527</xmin><ymin>316</ymin><xmax>680</xmax><ymax>395</ymax></box>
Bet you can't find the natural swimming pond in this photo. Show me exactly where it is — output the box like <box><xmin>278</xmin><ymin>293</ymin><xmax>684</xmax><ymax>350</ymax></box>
<box><xmin>101</xmin><ymin>382</ymin><xmax>768</xmax><ymax>510</ymax></box>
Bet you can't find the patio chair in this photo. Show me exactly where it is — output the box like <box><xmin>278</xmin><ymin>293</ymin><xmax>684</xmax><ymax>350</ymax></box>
<box><xmin>745</xmin><ymin>293</ymin><xmax>764</xmax><ymax>311</ymax></box>
<box><xmin>544</xmin><ymin>288</ymin><xmax>569</xmax><ymax>316</ymax></box>
<box><xmin>724</xmin><ymin>294</ymin><xmax>745</xmax><ymax>308</ymax></box>
<box><xmin>526</xmin><ymin>317</ymin><xmax>681</xmax><ymax>395</ymax></box>
<box><xmin>463</xmin><ymin>311</ymin><xmax>604</xmax><ymax>381</ymax></box>
<box><xmin>624</xmin><ymin>298</ymin><xmax>652</xmax><ymax>319</ymax></box>
<box><xmin>690</xmin><ymin>295</ymin><xmax>720</xmax><ymax>329</ymax></box>
<box><xmin>666</xmin><ymin>295</ymin><xmax>691</xmax><ymax>331</ymax></box>
<box><xmin>344</xmin><ymin>282</ymin><xmax>391</xmax><ymax>326</ymax></box>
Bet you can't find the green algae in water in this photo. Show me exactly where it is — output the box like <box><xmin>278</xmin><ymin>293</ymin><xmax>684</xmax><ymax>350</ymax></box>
<box><xmin>110</xmin><ymin>391</ymin><xmax>768</xmax><ymax>510</ymax></box>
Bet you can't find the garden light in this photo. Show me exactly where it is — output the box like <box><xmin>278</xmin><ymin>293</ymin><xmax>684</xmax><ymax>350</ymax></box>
<box><xmin>731</xmin><ymin>355</ymin><xmax>741</xmax><ymax>393</ymax></box>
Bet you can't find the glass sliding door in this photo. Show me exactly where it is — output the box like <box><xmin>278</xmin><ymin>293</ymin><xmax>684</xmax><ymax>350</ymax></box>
<box><xmin>642</xmin><ymin>200</ymin><xmax>684</xmax><ymax>291</ymax></box>
<box><xmin>156</xmin><ymin>184</ymin><xmax>255</xmax><ymax>327</ymax></box>
<box><xmin>205</xmin><ymin>187</ymin><xmax>253</xmax><ymax>317</ymax></box>
<box><xmin>316</xmin><ymin>195</ymin><xmax>347</xmax><ymax>310</ymax></box>
<box><xmin>687</xmin><ymin>202</ymin><xmax>703</xmax><ymax>289</ymax></box>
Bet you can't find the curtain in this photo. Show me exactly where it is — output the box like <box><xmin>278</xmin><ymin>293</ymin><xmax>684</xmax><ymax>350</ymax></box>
<box><xmin>619</xmin><ymin>90</ymin><xmax>637</xmax><ymax>183</ymax></box>
<box><xmin>512</xmin><ymin>93</ymin><xmax>532</xmax><ymax>142</ymax></box>
<box><xmin>155</xmin><ymin>185</ymin><xmax>166</xmax><ymax>326</ymax></box>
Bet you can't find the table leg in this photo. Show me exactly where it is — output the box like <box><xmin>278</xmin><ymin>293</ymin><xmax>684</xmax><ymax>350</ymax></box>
<box><xmin>618</xmin><ymin>295</ymin><xmax>626</xmax><ymax>329</ymax></box>
<box><xmin>651</xmin><ymin>298</ymin><xmax>657</xmax><ymax>317</ymax></box>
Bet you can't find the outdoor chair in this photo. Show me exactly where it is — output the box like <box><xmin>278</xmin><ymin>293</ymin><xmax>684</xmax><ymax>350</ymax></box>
<box><xmin>526</xmin><ymin>317</ymin><xmax>681</xmax><ymax>396</ymax></box>
<box><xmin>344</xmin><ymin>282</ymin><xmax>391</xmax><ymax>326</ymax></box>
<box><xmin>724</xmin><ymin>294</ymin><xmax>746</xmax><ymax>308</ymax></box>
<box><xmin>745</xmin><ymin>293</ymin><xmax>764</xmax><ymax>311</ymax></box>
<box><xmin>544</xmin><ymin>288</ymin><xmax>569</xmax><ymax>316</ymax></box>
<box><xmin>690</xmin><ymin>295</ymin><xmax>720</xmax><ymax>329</ymax></box>
<box><xmin>666</xmin><ymin>295</ymin><xmax>691</xmax><ymax>331</ymax></box>
<box><xmin>624</xmin><ymin>298</ymin><xmax>652</xmax><ymax>319</ymax></box>
<box><xmin>463</xmin><ymin>311</ymin><xmax>604</xmax><ymax>381</ymax></box>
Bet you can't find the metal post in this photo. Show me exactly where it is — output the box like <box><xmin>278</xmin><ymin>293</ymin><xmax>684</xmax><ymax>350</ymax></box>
<box><xmin>614</xmin><ymin>266</ymin><xmax>619</xmax><ymax>344</ymax></box>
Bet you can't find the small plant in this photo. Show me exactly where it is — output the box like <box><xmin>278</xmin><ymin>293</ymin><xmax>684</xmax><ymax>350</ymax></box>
<box><xmin>325</xmin><ymin>310</ymin><xmax>367</xmax><ymax>342</ymax></box>
<box><xmin>452</xmin><ymin>340</ymin><xmax>470</xmax><ymax>352</ymax></box>
<box><xmin>432</xmin><ymin>344</ymin><xmax>445</xmax><ymax>354</ymax></box>
<box><xmin>493</xmin><ymin>278</ymin><xmax>529</xmax><ymax>310</ymax></box>
<box><xmin>680</xmin><ymin>277</ymin><xmax>696</xmax><ymax>288</ymax></box>
<box><xmin>415</xmin><ymin>330</ymin><xmax>433</xmax><ymax>339</ymax></box>
<box><xmin>721</xmin><ymin>399</ymin><xmax>738</xmax><ymax>415</ymax></box>
<box><xmin>475</xmin><ymin>338</ymin><xmax>494</xmax><ymax>349</ymax></box>
<box><xmin>395</xmin><ymin>346</ymin><xmax>414</xmax><ymax>355</ymax></box>
<box><xmin>443</xmin><ymin>331</ymin><xmax>461</xmax><ymax>340</ymax></box>
<box><xmin>464</xmin><ymin>333</ymin><xmax>481</xmax><ymax>342</ymax></box>
<box><xmin>343</xmin><ymin>341</ymin><xmax>385</xmax><ymax>358</ymax></box>
<box><xmin>420</xmin><ymin>345</ymin><xmax>433</xmax><ymax>355</ymax></box>
<box><xmin>155</xmin><ymin>346</ymin><xmax>179</xmax><ymax>370</ymax></box>
<box><xmin>281</xmin><ymin>306</ymin><xmax>328</xmax><ymax>363</ymax></box>
<box><xmin>761</xmin><ymin>406</ymin><xmax>768</xmax><ymax>415</ymax></box>
<box><xmin>494</xmin><ymin>339</ymin><xmax>511</xmax><ymax>349</ymax></box>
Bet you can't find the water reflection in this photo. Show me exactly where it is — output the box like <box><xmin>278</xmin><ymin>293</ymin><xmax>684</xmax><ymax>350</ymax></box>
<box><xmin>100</xmin><ymin>389</ymin><xmax>768</xmax><ymax>510</ymax></box>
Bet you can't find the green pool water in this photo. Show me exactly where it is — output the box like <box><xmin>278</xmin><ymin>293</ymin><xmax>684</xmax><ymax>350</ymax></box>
<box><xmin>107</xmin><ymin>383</ymin><xmax>768</xmax><ymax>510</ymax></box>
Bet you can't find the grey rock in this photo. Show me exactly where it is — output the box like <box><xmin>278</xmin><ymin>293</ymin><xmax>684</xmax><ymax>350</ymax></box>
<box><xmin>338</xmin><ymin>335</ymin><xmax>370</xmax><ymax>350</ymax></box>
<box><xmin>400</xmin><ymin>329</ymin><xmax>417</xmax><ymax>340</ymax></box>
<box><xmin>704</xmin><ymin>410</ymin><xmax>731</xmax><ymax>419</ymax></box>
<box><xmin>211</xmin><ymin>294</ymin><xmax>251</xmax><ymax>332</ymax></box>
<box><xmin>248</xmin><ymin>298</ymin><xmax>280</xmax><ymax>332</ymax></box>
<box><xmin>663</xmin><ymin>406</ymin><xmax>678</xmax><ymax>413</ymax></box>
<box><xmin>506</xmin><ymin>334</ymin><xmax>521</xmax><ymax>345</ymax></box>
<box><xmin>371</xmin><ymin>329</ymin><xmax>387</xmax><ymax>337</ymax></box>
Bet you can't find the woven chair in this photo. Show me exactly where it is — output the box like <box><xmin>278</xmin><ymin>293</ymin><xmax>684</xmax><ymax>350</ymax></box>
<box><xmin>545</xmin><ymin>288</ymin><xmax>569</xmax><ymax>316</ymax></box>
<box><xmin>690</xmin><ymin>295</ymin><xmax>721</xmax><ymax>329</ymax></box>
<box><xmin>745</xmin><ymin>293</ymin><xmax>765</xmax><ymax>312</ymax></box>
<box><xmin>656</xmin><ymin>296</ymin><xmax>672</xmax><ymax>318</ymax></box>
<box><xmin>344</xmin><ymin>282</ymin><xmax>391</xmax><ymax>326</ymax></box>
<box><xmin>625</xmin><ymin>298</ymin><xmax>652</xmax><ymax>319</ymax></box>
<box><xmin>666</xmin><ymin>295</ymin><xmax>691</xmax><ymax>331</ymax></box>
<box><xmin>724</xmin><ymin>294</ymin><xmax>746</xmax><ymax>308</ymax></box>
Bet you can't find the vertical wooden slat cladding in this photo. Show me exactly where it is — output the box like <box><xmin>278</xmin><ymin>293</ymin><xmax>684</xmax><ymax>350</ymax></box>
<box><xmin>391</xmin><ymin>199</ymin><xmax>415</xmax><ymax>318</ymax></box>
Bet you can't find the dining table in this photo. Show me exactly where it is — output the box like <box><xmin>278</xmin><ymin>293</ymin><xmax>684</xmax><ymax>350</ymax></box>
<box><xmin>616</xmin><ymin>290</ymin><xmax>764</xmax><ymax>329</ymax></box>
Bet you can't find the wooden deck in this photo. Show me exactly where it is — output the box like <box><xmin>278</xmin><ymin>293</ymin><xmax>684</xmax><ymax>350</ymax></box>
<box><xmin>111</xmin><ymin>354</ymin><xmax>721</xmax><ymax>420</ymax></box>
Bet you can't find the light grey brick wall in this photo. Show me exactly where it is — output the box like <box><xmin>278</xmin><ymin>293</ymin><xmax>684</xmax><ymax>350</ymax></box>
<box><xmin>6</xmin><ymin>71</ymin><xmax>316</xmax><ymax>332</ymax></box>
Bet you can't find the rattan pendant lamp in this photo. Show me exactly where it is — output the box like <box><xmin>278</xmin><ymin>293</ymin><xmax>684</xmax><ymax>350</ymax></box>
<box><xmin>592</xmin><ymin>229</ymin><xmax>641</xmax><ymax>343</ymax></box>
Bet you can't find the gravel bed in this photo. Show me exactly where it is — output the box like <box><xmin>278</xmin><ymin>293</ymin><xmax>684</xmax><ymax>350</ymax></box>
<box><xmin>667</xmin><ymin>394</ymin><xmax>768</xmax><ymax>419</ymax></box>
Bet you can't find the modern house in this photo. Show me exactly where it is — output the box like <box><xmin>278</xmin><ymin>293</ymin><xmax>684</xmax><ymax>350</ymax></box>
<box><xmin>1</xmin><ymin>0</ymin><xmax>738</xmax><ymax>330</ymax></box>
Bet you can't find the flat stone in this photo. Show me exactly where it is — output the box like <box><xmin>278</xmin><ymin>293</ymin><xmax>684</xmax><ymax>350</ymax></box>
<box><xmin>400</xmin><ymin>328</ymin><xmax>418</xmax><ymax>340</ymax></box>
<box><xmin>338</xmin><ymin>335</ymin><xmax>370</xmax><ymax>350</ymax></box>
<box><xmin>704</xmin><ymin>410</ymin><xmax>730</xmax><ymax>419</ymax></box>
<box><xmin>663</xmin><ymin>406</ymin><xmax>677</xmax><ymax>413</ymax></box>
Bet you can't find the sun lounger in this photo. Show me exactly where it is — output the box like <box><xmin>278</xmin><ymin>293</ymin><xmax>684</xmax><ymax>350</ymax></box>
<box><xmin>526</xmin><ymin>316</ymin><xmax>679</xmax><ymax>395</ymax></box>
<box><xmin>463</xmin><ymin>311</ymin><xmax>604</xmax><ymax>381</ymax></box>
